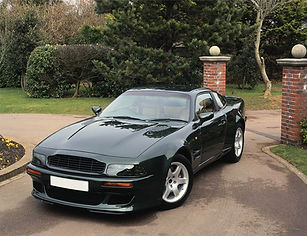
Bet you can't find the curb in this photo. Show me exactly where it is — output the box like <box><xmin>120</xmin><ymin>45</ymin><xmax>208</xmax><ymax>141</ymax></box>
<box><xmin>262</xmin><ymin>145</ymin><xmax>307</xmax><ymax>185</ymax></box>
<box><xmin>0</xmin><ymin>139</ymin><xmax>33</xmax><ymax>183</ymax></box>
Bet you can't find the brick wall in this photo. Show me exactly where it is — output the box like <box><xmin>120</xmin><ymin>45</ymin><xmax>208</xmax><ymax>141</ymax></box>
<box><xmin>202</xmin><ymin>61</ymin><xmax>226</xmax><ymax>95</ymax></box>
<box><xmin>281</xmin><ymin>66</ymin><xmax>307</xmax><ymax>145</ymax></box>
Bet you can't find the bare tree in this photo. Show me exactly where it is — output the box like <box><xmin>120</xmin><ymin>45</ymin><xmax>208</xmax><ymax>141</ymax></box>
<box><xmin>41</xmin><ymin>0</ymin><xmax>104</xmax><ymax>45</ymax></box>
<box><xmin>250</xmin><ymin>0</ymin><xmax>292</xmax><ymax>97</ymax></box>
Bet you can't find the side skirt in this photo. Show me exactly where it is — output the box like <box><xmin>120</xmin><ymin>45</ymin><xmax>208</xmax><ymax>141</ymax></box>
<box><xmin>193</xmin><ymin>147</ymin><xmax>232</xmax><ymax>174</ymax></box>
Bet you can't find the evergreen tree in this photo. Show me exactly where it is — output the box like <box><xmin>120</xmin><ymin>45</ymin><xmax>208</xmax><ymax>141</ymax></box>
<box><xmin>262</xmin><ymin>0</ymin><xmax>306</xmax><ymax>80</ymax></box>
<box><xmin>96</xmin><ymin>0</ymin><xmax>247</xmax><ymax>53</ymax></box>
<box><xmin>262</xmin><ymin>0</ymin><xmax>306</xmax><ymax>56</ymax></box>
<box><xmin>0</xmin><ymin>7</ymin><xmax>41</xmax><ymax>88</ymax></box>
<box><xmin>94</xmin><ymin>0</ymin><xmax>249</xmax><ymax>89</ymax></box>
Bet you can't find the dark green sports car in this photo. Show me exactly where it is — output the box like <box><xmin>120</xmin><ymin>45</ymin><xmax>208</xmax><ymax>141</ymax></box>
<box><xmin>27</xmin><ymin>87</ymin><xmax>246</xmax><ymax>213</ymax></box>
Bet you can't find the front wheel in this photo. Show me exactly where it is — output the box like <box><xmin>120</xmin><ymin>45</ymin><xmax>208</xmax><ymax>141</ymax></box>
<box><xmin>161</xmin><ymin>154</ymin><xmax>193</xmax><ymax>209</ymax></box>
<box><xmin>226</xmin><ymin>124</ymin><xmax>244</xmax><ymax>163</ymax></box>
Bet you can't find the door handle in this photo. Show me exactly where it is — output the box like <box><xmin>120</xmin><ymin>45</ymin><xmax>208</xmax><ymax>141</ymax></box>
<box><xmin>192</xmin><ymin>122</ymin><xmax>201</xmax><ymax>129</ymax></box>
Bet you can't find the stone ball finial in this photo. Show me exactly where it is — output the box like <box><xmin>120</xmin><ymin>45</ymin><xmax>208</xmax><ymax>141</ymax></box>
<box><xmin>291</xmin><ymin>44</ymin><xmax>306</xmax><ymax>58</ymax></box>
<box><xmin>209</xmin><ymin>46</ymin><xmax>220</xmax><ymax>56</ymax></box>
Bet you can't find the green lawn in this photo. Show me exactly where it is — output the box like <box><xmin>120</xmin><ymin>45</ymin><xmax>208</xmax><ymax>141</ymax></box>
<box><xmin>0</xmin><ymin>83</ymin><xmax>281</xmax><ymax>115</ymax></box>
<box><xmin>226</xmin><ymin>84</ymin><xmax>281</xmax><ymax>110</ymax></box>
<box><xmin>0</xmin><ymin>88</ymin><xmax>114</xmax><ymax>115</ymax></box>
<box><xmin>271</xmin><ymin>145</ymin><xmax>307</xmax><ymax>175</ymax></box>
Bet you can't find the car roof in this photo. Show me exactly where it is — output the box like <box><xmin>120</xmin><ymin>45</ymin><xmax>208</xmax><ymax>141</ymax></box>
<box><xmin>128</xmin><ymin>86</ymin><xmax>212</xmax><ymax>95</ymax></box>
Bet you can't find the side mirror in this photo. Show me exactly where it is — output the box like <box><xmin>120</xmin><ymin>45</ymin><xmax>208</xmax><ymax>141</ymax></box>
<box><xmin>92</xmin><ymin>106</ymin><xmax>102</xmax><ymax>116</ymax></box>
<box><xmin>199</xmin><ymin>112</ymin><xmax>214</xmax><ymax>122</ymax></box>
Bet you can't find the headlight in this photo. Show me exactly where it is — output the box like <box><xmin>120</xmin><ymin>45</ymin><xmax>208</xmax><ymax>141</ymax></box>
<box><xmin>31</xmin><ymin>152</ymin><xmax>46</xmax><ymax>167</ymax></box>
<box><xmin>106</xmin><ymin>164</ymin><xmax>147</xmax><ymax>177</ymax></box>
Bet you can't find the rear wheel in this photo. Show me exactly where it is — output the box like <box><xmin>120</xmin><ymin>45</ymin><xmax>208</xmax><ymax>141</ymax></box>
<box><xmin>226</xmin><ymin>124</ymin><xmax>244</xmax><ymax>163</ymax></box>
<box><xmin>161</xmin><ymin>154</ymin><xmax>193</xmax><ymax>209</ymax></box>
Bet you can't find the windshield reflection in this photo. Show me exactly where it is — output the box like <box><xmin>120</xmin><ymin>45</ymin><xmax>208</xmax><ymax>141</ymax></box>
<box><xmin>99</xmin><ymin>120</ymin><xmax>181</xmax><ymax>139</ymax></box>
<box><xmin>100</xmin><ymin>91</ymin><xmax>190</xmax><ymax>122</ymax></box>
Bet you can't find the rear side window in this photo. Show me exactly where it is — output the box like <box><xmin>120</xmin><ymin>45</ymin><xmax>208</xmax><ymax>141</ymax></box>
<box><xmin>212</xmin><ymin>92</ymin><xmax>226</xmax><ymax>109</ymax></box>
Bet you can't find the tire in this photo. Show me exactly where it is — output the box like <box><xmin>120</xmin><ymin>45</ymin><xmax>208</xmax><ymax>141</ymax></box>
<box><xmin>225</xmin><ymin>124</ymin><xmax>244</xmax><ymax>163</ymax></box>
<box><xmin>161</xmin><ymin>154</ymin><xmax>193</xmax><ymax>209</ymax></box>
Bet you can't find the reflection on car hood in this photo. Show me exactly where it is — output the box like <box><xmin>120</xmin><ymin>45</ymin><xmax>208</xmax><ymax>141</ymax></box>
<box><xmin>38</xmin><ymin>118</ymin><xmax>185</xmax><ymax>158</ymax></box>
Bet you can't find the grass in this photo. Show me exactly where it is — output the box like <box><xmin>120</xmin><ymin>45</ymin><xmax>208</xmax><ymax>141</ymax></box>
<box><xmin>0</xmin><ymin>88</ymin><xmax>114</xmax><ymax>115</ymax></box>
<box><xmin>226</xmin><ymin>83</ymin><xmax>281</xmax><ymax>110</ymax></box>
<box><xmin>0</xmin><ymin>83</ymin><xmax>281</xmax><ymax>115</ymax></box>
<box><xmin>271</xmin><ymin>144</ymin><xmax>307</xmax><ymax>175</ymax></box>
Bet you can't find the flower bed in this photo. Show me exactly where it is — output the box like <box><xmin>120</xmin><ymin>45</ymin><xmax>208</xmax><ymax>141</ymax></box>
<box><xmin>0</xmin><ymin>136</ymin><xmax>25</xmax><ymax>170</ymax></box>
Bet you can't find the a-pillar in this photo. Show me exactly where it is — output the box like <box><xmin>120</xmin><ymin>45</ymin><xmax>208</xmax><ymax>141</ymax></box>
<box><xmin>277</xmin><ymin>44</ymin><xmax>307</xmax><ymax>145</ymax></box>
<box><xmin>199</xmin><ymin>46</ymin><xmax>230</xmax><ymax>95</ymax></box>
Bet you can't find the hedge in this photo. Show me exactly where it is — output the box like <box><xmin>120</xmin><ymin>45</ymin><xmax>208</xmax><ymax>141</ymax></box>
<box><xmin>25</xmin><ymin>44</ymin><xmax>112</xmax><ymax>98</ymax></box>
<box><xmin>25</xmin><ymin>43</ymin><xmax>202</xmax><ymax>98</ymax></box>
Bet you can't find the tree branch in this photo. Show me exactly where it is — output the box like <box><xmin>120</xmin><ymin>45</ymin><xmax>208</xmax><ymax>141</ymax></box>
<box><xmin>271</xmin><ymin>0</ymin><xmax>293</xmax><ymax>12</ymax></box>
<box><xmin>250</xmin><ymin>0</ymin><xmax>260</xmax><ymax>9</ymax></box>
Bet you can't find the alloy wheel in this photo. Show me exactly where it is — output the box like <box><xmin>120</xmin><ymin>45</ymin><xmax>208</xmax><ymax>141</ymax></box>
<box><xmin>234</xmin><ymin>127</ymin><xmax>243</xmax><ymax>157</ymax></box>
<box><xmin>162</xmin><ymin>162</ymin><xmax>189</xmax><ymax>203</ymax></box>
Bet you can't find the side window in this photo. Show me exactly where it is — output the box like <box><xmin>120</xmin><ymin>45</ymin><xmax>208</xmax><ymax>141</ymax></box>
<box><xmin>218</xmin><ymin>93</ymin><xmax>227</xmax><ymax>106</ymax></box>
<box><xmin>195</xmin><ymin>93</ymin><xmax>215</xmax><ymax>116</ymax></box>
<box><xmin>211</xmin><ymin>92</ymin><xmax>226</xmax><ymax>109</ymax></box>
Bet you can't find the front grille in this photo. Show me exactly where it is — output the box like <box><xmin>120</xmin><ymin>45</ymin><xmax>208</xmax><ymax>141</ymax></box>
<box><xmin>48</xmin><ymin>155</ymin><xmax>106</xmax><ymax>174</ymax></box>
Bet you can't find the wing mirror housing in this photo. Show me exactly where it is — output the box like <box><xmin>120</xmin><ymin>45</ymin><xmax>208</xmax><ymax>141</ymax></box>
<box><xmin>92</xmin><ymin>106</ymin><xmax>102</xmax><ymax>116</ymax></box>
<box><xmin>199</xmin><ymin>112</ymin><xmax>214</xmax><ymax>122</ymax></box>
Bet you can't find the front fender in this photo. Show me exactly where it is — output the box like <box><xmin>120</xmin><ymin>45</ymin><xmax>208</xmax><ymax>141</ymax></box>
<box><xmin>137</xmin><ymin>136</ymin><xmax>187</xmax><ymax>198</ymax></box>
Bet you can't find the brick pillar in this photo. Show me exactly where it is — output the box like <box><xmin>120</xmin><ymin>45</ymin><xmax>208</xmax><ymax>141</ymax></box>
<box><xmin>199</xmin><ymin>56</ymin><xmax>230</xmax><ymax>95</ymax></box>
<box><xmin>276</xmin><ymin>58</ymin><xmax>307</xmax><ymax>145</ymax></box>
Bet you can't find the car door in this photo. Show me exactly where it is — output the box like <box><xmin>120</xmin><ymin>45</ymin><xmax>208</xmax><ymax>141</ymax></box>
<box><xmin>195</xmin><ymin>93</ymin><xmax>226</xmax><ymax>163</ymax></box>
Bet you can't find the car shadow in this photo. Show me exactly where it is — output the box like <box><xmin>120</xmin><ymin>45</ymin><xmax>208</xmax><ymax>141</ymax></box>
<box><xmin>43</xmin><ymin>203</ymin><xmax>159</xmax><ymax>226</ymax></box>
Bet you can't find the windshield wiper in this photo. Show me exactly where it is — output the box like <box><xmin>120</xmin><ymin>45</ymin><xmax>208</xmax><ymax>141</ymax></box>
<box><xmin>103</xmin><ymin>116</ymin><xmax>145</xmax><ymax>121</ymax></box>
<box><xmin>148</xmin><ymin>118</ymin><xmax>188</xmax><ymax>123</ymax></box>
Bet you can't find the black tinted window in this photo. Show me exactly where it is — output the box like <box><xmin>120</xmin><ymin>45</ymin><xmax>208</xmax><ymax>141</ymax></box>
<box><xmin>195</xmin><ymin>93</ymin><xmax>215</xmax><ymax>115</ymax></box>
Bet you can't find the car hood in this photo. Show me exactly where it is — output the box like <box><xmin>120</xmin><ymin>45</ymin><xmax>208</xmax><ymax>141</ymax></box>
<box><xmin>38</xmin><ymin>118</ymin><xmax>184</xmax><ymax>158</ymax></box>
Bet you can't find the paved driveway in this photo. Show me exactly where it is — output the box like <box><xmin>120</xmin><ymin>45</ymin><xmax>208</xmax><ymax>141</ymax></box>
<box><xmin>0</xmin><ymin>111</ymin><xmax>306</xmax><ymax>236</ymax></box>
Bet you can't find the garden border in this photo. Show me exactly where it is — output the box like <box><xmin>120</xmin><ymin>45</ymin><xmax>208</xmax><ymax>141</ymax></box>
<box><xmin>0</xmin><ymin>139</ymin><xmax>32</xmax><ymax>183</ymax></box>
<box><xmin>262</xmin><ymin>145</ymin><xmax>307</xmax><ymax>184</ymax></box>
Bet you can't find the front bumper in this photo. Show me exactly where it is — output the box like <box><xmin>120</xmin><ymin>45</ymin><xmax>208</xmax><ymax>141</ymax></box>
<box><xmin>26</xmin><ymin>163</ymin><xmax>163</xmax><ymax>213</ymax></box>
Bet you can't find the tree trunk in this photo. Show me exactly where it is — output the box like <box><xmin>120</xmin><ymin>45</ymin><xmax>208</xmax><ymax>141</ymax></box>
<box><xmin>20</xmin><ymin>72</ymin><xmax>26</xmax><ymax>91</ymax></box>
<box><xmin>254</xmin><ymin>11</ymin><xmax>272</xmax><ymax>98</ymax></box>
<box><xmin>73</xmin><ymin>80</ymin><xmax>81</xmax><ymax>98</ymax></box>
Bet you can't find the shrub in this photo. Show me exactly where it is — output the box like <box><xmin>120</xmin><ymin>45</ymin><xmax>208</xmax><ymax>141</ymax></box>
<box><xmin>25</xmin><ymin>44</ymin><xmax>112</xmax><ymax>98</ymax></box>
<box><xmin>25</xmin><ymin>45</ymin><xmax>70</xmax><ymax>98</ymax></box>
<box><xmin>26</xmin><ymin>42</ymin><xmax>200</xmax><ymax>98</ymax></box>
<box><xmin>300</xmin><ymin>118</ymin><xmax>307</xmax><ymax>144</ymax></box>
<box><xmin>54</xmin><ymin>44</ymin><xmax>112</xmax><ymax>97</ymax></box>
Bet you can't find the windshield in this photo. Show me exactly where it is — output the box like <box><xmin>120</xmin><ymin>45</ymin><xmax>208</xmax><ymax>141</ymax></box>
<box><xmin>100</xmin><ymin>91</ymin><xmax>190</xmax><ymax>122</ymax></box>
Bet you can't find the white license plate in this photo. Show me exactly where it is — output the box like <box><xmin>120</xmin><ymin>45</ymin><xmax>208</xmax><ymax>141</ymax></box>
<box><xmin>50</xmin><ymin>176</ymin><xmax>89</xmax><ymax>192</ymax></box>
